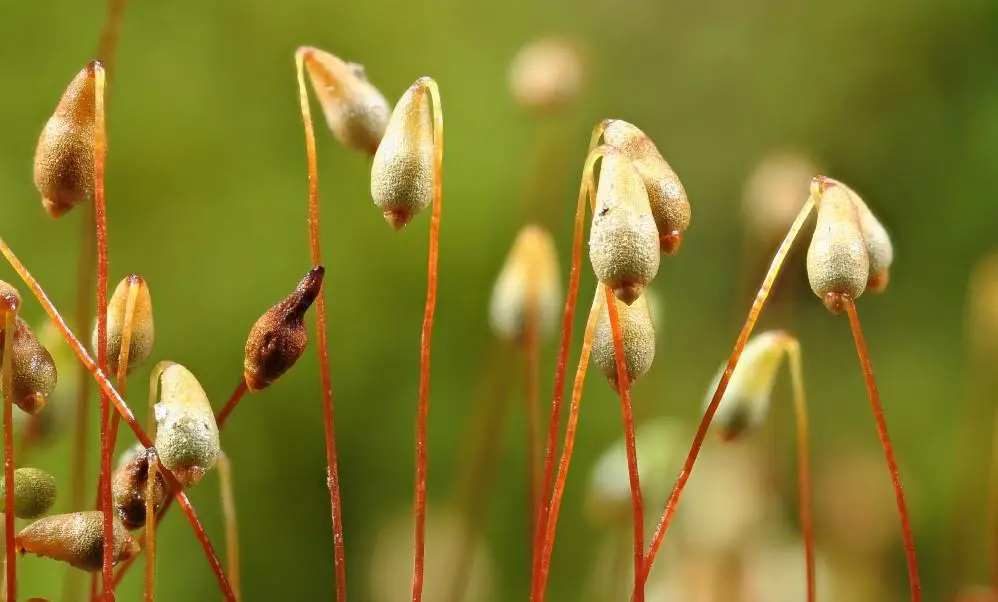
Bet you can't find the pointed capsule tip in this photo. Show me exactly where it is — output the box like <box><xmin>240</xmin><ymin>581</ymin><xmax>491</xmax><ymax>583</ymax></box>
<box><xmin>242</xmin><ymin>370</ymin><xmax>266</xmax><ymax>394</ymax></box>
<box><xmin>383</xmin><ymin>210</ymin><xmax>413</xmax><ymax>231</ymax></box>
<box><xmin>41</xmin><ymin>198</ymin><xmax>73</xmax><ymax>219</ymax></box>
<box><xmin>18</xmin><ymin>392</ymin><xmax>46</xmax><ymax>415</ymax></box>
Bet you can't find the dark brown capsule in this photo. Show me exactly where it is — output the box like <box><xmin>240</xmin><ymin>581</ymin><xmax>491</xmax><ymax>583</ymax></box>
<box><xmin>1</xmin><ymin>317</ymin><xmax>58</xmax><ymax>415</ymax></box>
<box><xmin>15</xmin><ymin>511</ymin><xmax>139</xmax><ymax>572</ymax></box>
<box><xmin>112</xmin><ymin>447</ymin><xmax>168</xmax><ymax>530</ymax></box>
<box><xmin>33</xmin><ymin>62</ymin><xmax>98</xmax><ymax>218</ymax></box>
<box><xmin>243</xmin><ymin>266</ymin><xmax>324</xmax><ymax>392</ymax></box>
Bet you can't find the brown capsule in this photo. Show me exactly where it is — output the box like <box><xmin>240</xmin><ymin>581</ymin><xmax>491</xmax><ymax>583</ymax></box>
<box><xmin>588</xmin><ymin>152</ymin><xmax>660</xmax><ymax>304</ymax></box>
<box><xmin>112</xmin><ymin>447</ymin><xmax>168</xmax><ymax>530</ymax></box>
<box><xmin>507</xmin><ymin>38</ymin><xmax>585</xmax><ymax>113</ymax></box>
<box><xmin>33</xmin><ymin>63</ymin><xmax>98</xmax><ymax>218</ymax></box>
<box><xmin>488</xmin><ymin>225</ymin><xmax>562</xmax><ymax>342</ymax></box>
<box><xmin>0</xmin><ymin>317</ymin><xmax>58</xmax><ymax>415</ymax></box>
<box><xmin>0</xmin><ymin>467</ymin><xmax>57</xmax><ymax>519</ymax></box>
<box><xmin>0</xmin><ymin>281</ymin><xmax>20</xmax><ymax>315</ymax></box>
<box><xmin>153</xmin><ymin>362</ymin><xmax>219</xmax><ymax>488</ymax></box>
<box><xmin>300</xmin><ymin>47</ymin><xmax>391</xmax><ymax>155</ymax></box>
<box><xmin>805</xmin><ymin>177</ymin><xmax>869</xmax><ymax>313</ymax></box>
<box><xmin>92</xmin><ymin>274</ymin><xmax>154</xmax><ymax>376</ymax></box>
<box><xmin>602</xmin><ymin>120</ymin><xmax>690</xmax><ymax>255</ymax></box>
<box><xmin>590</xmin><ymin>289</ymin><xmax>656</xmax><ymax>390</ymax></box>
<box><xmin>244</xmin><ymin>266</ymin><xmax>323</xmax><ymax>392</ymax></box>
<box><xmin>15</xmin><ymin>511</ymin><xmax>139</xmax><ymax>572</ymax></box>
<box><xmin>371</xmin><ymin>79</ymin><xmax>436</xmax><ymax>230</ymax></box>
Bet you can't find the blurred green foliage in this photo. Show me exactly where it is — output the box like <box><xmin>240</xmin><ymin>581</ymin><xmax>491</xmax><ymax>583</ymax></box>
<box><xmin>2</xmin><ymin>0</ymin><xmax>998</xmax><ymax>600</ymax></box>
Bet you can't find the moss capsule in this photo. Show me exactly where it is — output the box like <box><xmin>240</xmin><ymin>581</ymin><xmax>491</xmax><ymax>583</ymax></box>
<box><xmin>112</xmin><ymin>447</ymin><xmax>167</xmax><ymax>530</ymax></box>
<box><xmin>0</xmin><ymin>467</ymin><xmax>57</xmax><ymax>519</ymax></box>
<box><xmin>590</xmin><ymin>289</ymin><xmax>656</xmax><ymax>389</ymax></box>
<box><xmin>300</xmin><ymin>47</ymin><xmax>391</xmax><ymax>155</ymax></box>
<box><xmin>153</xmin><ymin>362</ymin><xmax>219</xmax><ymax>488</ymax></box>
<box><xmin>488</xmin><ymin>225</ymin><xmax>561</xmax><ymax>342</ymax></box>
<box><xmin>603</xmin><ymin>120</ymin><xmax>690</xmax><ymax>254</ymax></box>
<box><xmin>371</xmin><ymin>79</ymin><xmax>435</xmax><ymax>230</ymax></box>
<box><xmin>1</xmin><ymin>317</ymin><xmax>58</xmax><ymax>415</ymax></box>
<box><xmin>93</xmin><ymin>274</ymin><xmax>154</xmax><ymax>375</ymax></box>
<box><xmin>33</xmin><ymin>63</ymin><xmax>97</xmax><ymax>218</ymax></box>
<box><xmin>15</xmin><ymin>511</ymin><xmax>138</xmax><ymax>572</ymax></box>
<box><xmin>805</xmin><ymin>177</ymin><xmax>869</xmax><ymax>313</ymax></box>
<box><xmin>588</xmin><ymin>152</ymin><xmax>660</xmax><ymax>304</ymax></box>
<box><xmin>244</xmin><ymin>266</ymin><xmax>323</xmax><ymax>392</ymax></box>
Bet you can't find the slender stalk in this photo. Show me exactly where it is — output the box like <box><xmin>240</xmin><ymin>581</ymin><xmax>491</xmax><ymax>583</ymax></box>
<box><xmin>216</xmin><ymin>453</ymin><xmax>240</xmax><ymax>601</ymax></box>
<box><xmin>844</xmin><ymin>298</ymin><xmax>921</xmax><ymax>601</ymax></box>
<box><xmin>215</xmin><ymin>379</ymin><xmax>249</xmax><ymax>430</ymax></box>
<box><xmin>443</xmin><ymin>343</ymin><xmax>512</xmax><ymax>602</ymax></box>
<box><xmin>0</xmin><ymin>239</ymin><xmax>237</xmax><ymax>601</ymax></box>
<box><xmin>144</xmin><ymin>450</ymin><xmax>159</xmax><ymax>602</ymax></box>
<box><xmin>638</xmin><ymin>197</ymin><xmax>815</xmax><ymax>583</ymax></box>
<box><xmin>410</xmin><ymin>77</ymin><xmax>444</xmax><ymax>602</ymax></box>
<box><xmin>95</xmin><ymin>0</ymin><xmax>127</xmax><ymax>76</ymax></box>
<box><xmin>530</xmin><ymin>127</ymin><xmax>607</xmax><ymax>593</ymax></box>
<box><xmin>783</xmin><ymin>337</ymin><xmax>815</xmax><ymax>602</ymax></box>
<box><xmin>603</xmin><ymin>285</ymin><xmax>643</xmax><ymax>601</ymax></box>
<box><xmin>523</xmin><ymin>304</ymin><xmax>542</xmax><ymax>538</ymax></box>
<box><xmin>107</xmin><ymin>276</ymin><xmax>141</xmax><ymax>461</ymax></box>
<box><xmin>532</xmin><ymin>296</ymin><xmax>602</xmax><ymax>602</ymax></box>
<box><xmin>2</xmin><ymin>308</ymin><xmax>16</xmax><ymax>602</ymax></box>
<box><xmin>91</xmin><ymin>62</ymin><xmax>116</xmax><ymax>602</ymax></box>
<box><xmin>293</xmin><ymin>49</ymin><xmax>348</xmax><ymax>601</ymax></box>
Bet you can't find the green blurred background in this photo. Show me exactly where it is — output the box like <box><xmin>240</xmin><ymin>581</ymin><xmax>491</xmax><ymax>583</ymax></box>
<box><xmin>3</xmin><ymin>0</ymin><xmax>998</xmax><ymax>600</ymax></box>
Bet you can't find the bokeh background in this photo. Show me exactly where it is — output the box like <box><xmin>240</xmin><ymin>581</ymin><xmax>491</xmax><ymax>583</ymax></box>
<box><xmin>3</xmin><ymin>0</ymin><xmax>998</xmax><ymax>600</ymax></box>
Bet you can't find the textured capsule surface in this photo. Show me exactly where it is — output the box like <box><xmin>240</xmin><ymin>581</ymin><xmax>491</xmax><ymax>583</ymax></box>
<box><xmin>588</xmin><ymin>153</ymin><xmax>660</xmax><ymax>304</ymax></box>
<box><xmin>371</xmin><ymin>79</ymin><xmax>435</xmax><ymax>230</ymax></box>
<box><xmin>301</xmin><ymin>47</ymin><xmax>391</xmax><ymax>154</ymax></box>
<box><xmin>508</xmin><ymin>38</ymin><xmax>584</xmax><ymax>112</ymax></box>
<box><xmin>1</xmin><ymin>317</ymin><xmax>58</xmax><ymax>415</ymax></box>
<box><xmin>15</xmin><ymin>511</ymin><xmax>138</xmax><ymax>572</ymax></box>
<box><xmin>33</xmin><ymin>64</ymin><xmax>97</xmax><ymax>218</ymax></box>
<box><xmin>244</xmin><ymin>266</ymin><xmax>323</xmax><ymax>392</ymax></box>
<box><xmin>112</xmin><ymin>447</ymin><xmax>167</xmax><ymax>530</ymax></box>
<box><xmin>706</xmin><ymin>331</ymin><xmax>791</xmax><ymax>441</ymax></box>
<box><xmin>154</xmin><ymin>362</ymin><xmax>219</xmax><ymax>488</ymax></box>
<box><xmin>590</xmin><ymin>290</ymin><xmax>656</xmax><ymax>388</ymax></box>
<box><xmin>806</xmin><ymin>180</ymin><xmax>869</xmax><ymax>311</ymax></box>
<box><xmin>488</xmin><ymin>225</ymin><xmax>561</xmax><ymax>341</ymax></box>
<box><xmin>835</xmin><ymin>180</ymin><xmax>893</xmax><ymax>292</ymax></box>
<box><xmin>603</xmin><ymin>120</ymin><xmax>690</xmax><ymax>254</ymax></box>
<box><xmin>0</xmin><ymin>467</ymin><xmax>57</xmax><ymax>519</ymax></box>
<box><xmin>93</xmin><ymin>275</ymin><xmax>154</xmax><ymax>375</ymax></box>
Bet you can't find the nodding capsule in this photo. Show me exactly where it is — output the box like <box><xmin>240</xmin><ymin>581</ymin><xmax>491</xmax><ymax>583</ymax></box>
<box><xmin>1</xmin><ymin>317</ymin><xmax>58</xmax><ymax>415</ymax></box>
<box><xmin>706</xmin><ymin>331</ymin><xmax>793</xmax><ymax>442</ymax></box>
<box><xmin>112</xmin><ymin>447</ymin><xmax>168</xmax><ymax>530</ymax></box>
<box><xmin>153</xmin><ymin>362</ymin><xmax>219</xmax><ymax>488</ymax></box>
<box><xmin>834</xmin><ymin>179</ymin><xmax>893</xmax><ymax>293</ymax></box>
<box><xmin>488</xmin><ymin>225</ymin><xmax>561</xmax><ymax>342</ymax></box>
<box><xmin>299</xmin><ymin>47</ymin><xmax>391</xmax><ymax>155</ymax></box>
<box><xmin>588</xmin><ymin>151</ymin><xmax>660</xmax><ymax>304</ymax></box>
<box><xmin>805</xmin><ymin>177</ymin><xmax>869</xmax><ymax>314</ymax></box>
<box><xmin>15</xmin><ymin>511</ymin><xmax>139</xmax><ymax>572</ymax></box>
<box><xmin>243</xmin><ymin>266</ymin><xmax>324</xmax><ymax>392</ymax></box>
<box><xmin>602</xmin><ymin>120</ymin><xmax>690</xmax><ymax>255</ymax></box>
<box><xmin>0</xmin><ymin>467</ymin><xmax>57</xmax><ymax>519</ymax></box>
<box><xmin>589</xmin><ymin>289</ymin><xmax>656</xmax><ymax>390</ymax></box>
<box><xmin>33</xmin><ymin>62</ymin><xmax>99</xmax><ymax>218</ymax></box>
<box><xmin>94</xmin><ymin>274</ymin><xmax>154</xmax><ymax>376</ymax></box>
<box><xmin>370</xmin><ymin>78</ymin><xmax>436</xmax><ymax>231</ymax></box>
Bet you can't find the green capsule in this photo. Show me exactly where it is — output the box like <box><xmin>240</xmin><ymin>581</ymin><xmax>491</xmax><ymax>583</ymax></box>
<box><xmin>16</xmin><ymin>511</ymin><xmax>138</xmax><ymax>572</ymax></box>
<box><xmin>0</xmin><ymin>467</ymin><xmax>57</xmax><ymax>519</ymax></box>
<box><xmin>153</xmin><ymin>362</ymin><xmax>219</xmax><ymax>488</ymax></box>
